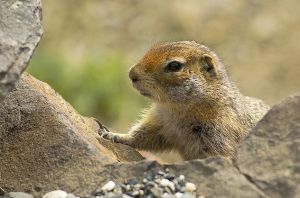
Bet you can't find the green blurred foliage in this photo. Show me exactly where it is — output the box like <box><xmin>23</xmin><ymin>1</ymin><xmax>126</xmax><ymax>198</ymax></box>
<box><xmin>28</xmin><ymin>50</ymin><xmax>148</xmax><ymax>131</ymax></box>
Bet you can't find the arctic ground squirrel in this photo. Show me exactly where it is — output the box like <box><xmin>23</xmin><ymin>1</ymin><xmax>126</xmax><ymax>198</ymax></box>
<box><xmin>97</xmin><ymin>41</ymin><xmax>269</xmax><ymax>160</ymax></box>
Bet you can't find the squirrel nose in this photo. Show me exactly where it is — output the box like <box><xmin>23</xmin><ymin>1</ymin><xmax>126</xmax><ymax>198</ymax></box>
<box><xmin>129</xmin><ymin>67</ymin><xmax>139</xmax><ymax>82</ymax></box>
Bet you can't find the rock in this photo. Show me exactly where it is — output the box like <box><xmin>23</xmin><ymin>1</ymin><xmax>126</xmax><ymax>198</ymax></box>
<box><xmin>162</xmin><ymin>193</ymin><xmax>175</xmax><ymax>198</ymax></box>
<box><xmin>0</xmin><ymin>0</ymin><xmax>43</xmax><ymax>100</ymax></box>
<box><xmin>150</xmin><ymin>187</ymin><xmax>163</xmax><ymax>198</ymax></box>
<box><xmin>236</xmin><ymin>93</ymin><xmax>300</xmax><ymax>198</ymax></box>
<box><xmin>104</xmin><ymin>192</ymin><xmax>122</xmax><ymax>198</ymax></box>
<box><xmin>65</xmin><ymin>194</ymin><xmax>77</xmax><ymax>198</ymax></box>
<box><xmin>1</xmin><ymin>76</ymin><xmax>299</xmax><ymax>197</ymax></box>
<box><xmin>6</xmin><ymin>192</ymin><xmax>33</xmax><ymax>198</ymax></box>
<box><xmin>0</xmin><ymin>74</ymin><xmax>144</xmax><ymax>197</ymax></box>
<box><xmin>104</xmin><ymin>160</ymin><xmax>263</xmax><ymax>198</ymax></box>
<box><xmin>175</xmin><ymin>192</ymin><xmax>183</xmax><ymax>198</ymax></box>
<box><xmin>101</xmin><ymin>181</ymin><xmax>116</xmax><ymax>192</ymax></box>
<box><xmin>42</xmin><ymin>190</ymin><xmax>68</xmax><ymax>198</ymax></box>
<box><xmin>160</xmin><ymin>178</ymin><xmax>171</xmax><ymax>187</ymax></box>
<box><xmin>184</xmin><ymin>183</ymin><xmax>196</xmax><ymax>192</ymax></box>
<box><xmin>181</xmin><ymin>193</ymin><xmax>196</xmax><ymax>198</ymax></box>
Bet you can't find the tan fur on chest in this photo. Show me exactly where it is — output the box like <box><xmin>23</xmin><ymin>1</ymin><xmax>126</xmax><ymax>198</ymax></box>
<box><xmin>154</xmin><ymin>104</ymin><xmax>242</xmax><ymax>159</ymax></box>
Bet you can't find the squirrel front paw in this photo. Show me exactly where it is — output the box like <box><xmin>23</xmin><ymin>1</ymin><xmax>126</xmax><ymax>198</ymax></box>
<box><xmin>94</xmin><ymin>118</ymin><xmax>118</xmax><ymax>143</ymax></box>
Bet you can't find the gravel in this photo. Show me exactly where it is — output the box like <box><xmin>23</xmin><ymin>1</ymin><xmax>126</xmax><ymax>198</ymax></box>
<box><xmin>2</xmin><ymin>169</ymin><xmax>201</xmax><ymax>198</ymax></box>
<box><xmin>93</xmin><ymin>168</ymin><xmax>199</xmax><ymax>198</ymax></box>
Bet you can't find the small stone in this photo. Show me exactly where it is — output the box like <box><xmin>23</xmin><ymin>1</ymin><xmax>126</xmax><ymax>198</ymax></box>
<box><xmin>43</xmin><ymin>190</ymin><xmax>68</xmax><ymax>198</ymax></box>
<box><xmin>150</xmin><ymin>188</ymin><xmax>163</xmax><ymax>198</ymax></box>
<box><xmin>165</xmin><ymin>168</ymin><xmax>170</xmax><ymax>173</ymax></box>
<box><xmin>182</xmin><ymin>193</ymin><xmax>196</xmax><ymax>198</ymax></box>
<box><xmin>162</xmin><ymin>192</ymin><xmax>175</xmax><ymax>198</ymax></box>
<box><xmin>142</xmin><ymin>178</ymin><xmax>148</xmax><ymax>183</ymax></box>
<box><xmin>146</xmin><ymin>173</ymin><xmax>155</xmax><ymax>181</ymax></box>
<box><xmin>122</xmin><ymin>195</ymin><xmax>133</xmax><ymax>198</ymax></box>
<box><xmin>145</xmin><ymin>181</ymin><xmax>155</xmax><ymax>191</ymax></box>
<box><xmin>66</xmin><ymin>194</ymin><xmax>77</xmax><ymax>198</ymax></box>
<box><xmin>164</xmin><ymin>174</ymin><xmax>175</xmax><ymax>181</ymax></box>
<box><xmin>175</xmin><ymin>192</ymin><xmax>183</xmax><ymax>198</ymax></box>
<box><xmin>134</xmin><ymin>184</ymin><xmax>144</xmax><ymax>190</ymax></box>
<box><xmin>168</xmin><ymin>182</ymin><xmax>175</xmax><ymax>192</ymax></box>
<box><xmin>174</xmin><ymin>182</ymin><xmax>182</xmax><ymax>192</ymax></box>
<box><xmin>121</xmin><ymin>184</ymin><xmax>127</xmax><ymax>192</ymax></box>
<box><xmin>131</xmin><ymin>191</ymin><xmax>139</xmax><ymax>196</ymax></box>
<box><xmin>101</xmin><ymin>181</ymin><xmax>116</xmax><ymax>192</ymax></box>
<box><xmin>126</xmin><ymin>185</ymin><xmax>131</xmax><ymax>191</ymax></box>
<box><xmin>178</xmin><ymin>175</ymin><xmax>185</xmax><ymax>181</ymax></box>
<box><xmin>177</xmin><ymin>175</ymin><xmax>186</xmax><ymax>186</ymax></box>
<box><xmin>95</xmin><ymin>191</ymin><xmax>105</xmax><ymax>196</ymax></box>
<box><xmin>184</xmin><ymin>183</ymin><xmax>196</xmax><ymax>192</ymax></box>
<box><xmin>139</xmin><ymin>190</ymin><xmax>144</xmax><ymax>196</ymax></box>
<box><xmin>164</xmin><ymin>187</ymin><xmax>172</xmax><ymax>194</ymax></box>
<box><xmin>105</xmin><ymin>192</ymin><xmax>122</xmax><ymax>198</ymax></box>
<box><xmin>126</xmin><ymin>178</ymin><xmax>138</xmax><ymax>185</ymax></box>
<box><xmin>157</xmin><ymin>171</ymin><xmax>166</xmax><ymax>176</ymax></box>
<box><xmin>160</xmin><ymin>178</ymin><xmax>170</xmax><ymax>187</ymax></box>
<box><xmin>7</xmin><ymin>192</ymin><xmax>33</xmax><ymax>198</ymax></box>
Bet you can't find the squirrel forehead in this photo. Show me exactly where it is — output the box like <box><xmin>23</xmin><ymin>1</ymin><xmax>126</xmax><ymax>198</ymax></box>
<box><xmin>136</xmin><ymin>42</ymin><xmax>208</xmax><ymax>72</ymax></box>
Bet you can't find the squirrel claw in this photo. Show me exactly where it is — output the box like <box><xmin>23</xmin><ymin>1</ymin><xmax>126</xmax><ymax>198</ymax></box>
<box><xmin>93</xmin><ymin>118</ymin><xmax>117</xmax><ymax>143</ymax></box>
<box><xmin>93</xmin><ymin>118</ymin><xmax>110</xmax><ymax>132</ymax></box>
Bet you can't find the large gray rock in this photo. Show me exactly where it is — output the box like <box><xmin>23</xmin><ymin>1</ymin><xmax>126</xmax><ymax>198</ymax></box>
<box><xmin>0</xmin><ymin>0</ymin><xmax>42</xmax><ymax>100</ymax></box>
<box><xmin>1</xmin><ymin>74</ymin><xmax>299</xmax><ymax>197</ymax></box>
<box><xmin>94</xmin><ymin>93</ymin><xmax>300</xmax><ymax>198</ymax></box>
<box><xmin>0</xmin><ymin>73</ymin><xmax>144</xmax><ymax>197</ymax></box>
<box><xmin>236</xmin><ymin>93</ymin><xmax>300</xmax><ymax>198</ymax></box>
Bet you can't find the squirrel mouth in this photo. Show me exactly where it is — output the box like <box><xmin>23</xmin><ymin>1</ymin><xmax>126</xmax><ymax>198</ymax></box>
<box><xmin>132</xmin><ymin>83</ymin><xmax>151</xmax><ymax>97</ymax></box>
<box><xmin>140</xmin><ymin>91</ymin><xmax>151</xmax><ymax>97</ymax></box>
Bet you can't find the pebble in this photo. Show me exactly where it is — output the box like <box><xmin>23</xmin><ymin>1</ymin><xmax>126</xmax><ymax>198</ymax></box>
<box><xmin>160</xmin><ymin>178</ymin><xmax>171</xmax><ymax>187</ymax></box>
<box><xmin>150</xmin><ymin>187</ymin><xmax>163</xmax><ymax>198</ymax></box>
<box><xmin>7</xmin><ymin>192</ymin><xmax>33</xmax><ymax>198</ymax></box>
<box><xmin>42</xmin><ymin>190</ymin><xmax>68</xmax><ymax>198</ymax></box>
<box><xmin>184</xmin><ymin>183</ymin><xmax>196</xmax><ymax>192</ymax></box>
<box><xmin>6</xmin><ymin>170</ymin><xmax>199</xmax><ymax>198</ymax></box>
<box><xmin>178</xmin><ymin>175</ymin><xmax>185</xmax><ymax>181</ymax></box>
<box><xmin>175</xmin><ymin>192</ymin><xmax>183</xmax><ymax>198</ymax></box>
<box><xmin>105</xmin><ymin>192</ymin><xmax>122</xmax><ymax>198</ymax></box>
<box><xmin>182</xmin><ymin>193</ymin><xmax>196</xmax><ymax>198</ymax></box>
<box><xmin>101</xmin><ymin>181</ymin><xmax>116</xmax><ymax>192</ymax></box>
<box><xmin>139</xmin><ymin>190</ymin><xmax>144</xmax><ymax>196</ymax></box>
<box><xmin>162</xmin><ymin>192</ymin><xmax>176</xmax><ymax>198</ymax></box>
<box><xmin>66</xmin><ymin>194</ymin><xmax>77</xmax><ymax>198</ymax></box>
<box><xmin>121</xmin><ymin>195</ymin><xmax>133</xmax><ymax>198</ymax></box>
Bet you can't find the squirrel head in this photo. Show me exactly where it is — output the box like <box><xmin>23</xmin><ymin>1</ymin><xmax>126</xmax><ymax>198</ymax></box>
<box><xmin>129</xmin><ymin>41</ymin><xmax>230</xmax><ymax>104</ymax></box>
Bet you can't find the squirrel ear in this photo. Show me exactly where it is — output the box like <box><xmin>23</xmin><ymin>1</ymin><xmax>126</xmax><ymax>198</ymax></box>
<box><xmin>202</xmin><ymin>54</ymin><xmax>216</xmax><ymax>76</ymax></box>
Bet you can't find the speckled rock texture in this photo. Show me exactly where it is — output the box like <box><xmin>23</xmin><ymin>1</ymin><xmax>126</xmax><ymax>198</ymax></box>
<box><xmin>0</xmin><ymin>74</ymin><xmax>144</xmax><ymax>197</ymax></box>
<box><xmin>1</xmin><ymin>75</ymin><xmax>299</xmax><ymax>198</ymax></box>
<box><xmin>236</xmin><ymin>93</ymin><xmax>300</xmax><ymax>198</ymax></box>
<box><xmin>0</xmin><ymin>0</ymin><xmax>42</xmax><ymax>100</ymax></box>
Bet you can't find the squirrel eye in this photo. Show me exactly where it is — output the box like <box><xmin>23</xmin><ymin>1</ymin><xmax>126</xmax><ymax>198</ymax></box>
<box><xmin>165</xmin><ymin>61</ymin><xmax>183</xmax><ymax>72</ymax></box>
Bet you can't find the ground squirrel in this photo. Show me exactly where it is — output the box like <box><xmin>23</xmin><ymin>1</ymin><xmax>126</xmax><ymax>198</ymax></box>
<box><xmin>98</xmin><ymin>41</ymin><xmax>269</xmax><ymax>160</ymax></box>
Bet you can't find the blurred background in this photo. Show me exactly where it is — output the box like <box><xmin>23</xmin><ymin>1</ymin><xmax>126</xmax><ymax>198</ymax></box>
<box><xmin>28</xmin><ymin>0</ymin><xmax>300</xmax><ymax>161</ymax></box>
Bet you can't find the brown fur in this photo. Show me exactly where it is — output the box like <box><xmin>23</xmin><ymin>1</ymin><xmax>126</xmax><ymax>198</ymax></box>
<box><xmin>99</xmin><ymin>41</ymin><xmax>269</xmax><ymax>160</ymax></box>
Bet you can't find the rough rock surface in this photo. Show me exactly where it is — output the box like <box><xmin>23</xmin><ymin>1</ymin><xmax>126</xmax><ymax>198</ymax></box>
<box><xmin>1</xmin><ymin>73</ymin><xmax>299</xmax><ymax>197</ymax></box>
<box><xmin>101</xmin><ymin>159</ymin><xmax>264</xmax><ymax>198</ymax></box>
<box><xmin>236</xmin><ymin>93</ymin><xmax>300</xmax><ymax>198</ymax></box>
<box><xmin>95</xmin><ymin>93</ymin><xmax>300</xmax><ymax>198</ymax></box>
<box><xmin>0</xmin><ymin>0</ymin><xmax>42</xmax><ymax>100</ymax></box>
<box><xmin>0</xmin><ymin>73</ymin><xmax>144</xmax><ymax>197</ymax></box>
